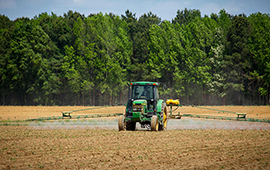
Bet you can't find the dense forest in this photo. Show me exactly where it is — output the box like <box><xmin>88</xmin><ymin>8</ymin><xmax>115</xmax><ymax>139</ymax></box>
<box><xmin>0</xmin><ymin>9</ymin><xmax>270</xmax><ymax>106</ymax></box>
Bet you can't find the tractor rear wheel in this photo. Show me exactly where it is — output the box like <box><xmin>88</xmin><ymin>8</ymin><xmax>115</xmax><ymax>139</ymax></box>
<box><xmin>151</xmin><ymin>115</ymin><xmax>159</xmax><ymax>131</ymax></box>
<box><xmin>126</xmin><ymin>121</ymin><xmax>136</xmax><ymax>131</ymax></box>
<box><xmin>118</xmin><ymin>115</ymin><xmax>125</xmax><ymax>131</ymax></box>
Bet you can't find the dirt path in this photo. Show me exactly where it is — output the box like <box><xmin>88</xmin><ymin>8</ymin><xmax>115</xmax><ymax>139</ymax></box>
<box><xmin>26</xmin><ymin>117</ymin><xmax>270</xmax><ymax>130</ymax></box>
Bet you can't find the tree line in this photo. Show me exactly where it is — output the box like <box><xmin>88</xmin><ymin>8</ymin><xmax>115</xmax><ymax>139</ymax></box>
<box><xmin>0</xmin><ymin>9</ymin><xmax>270</xmax><ymax>106</ymax></box>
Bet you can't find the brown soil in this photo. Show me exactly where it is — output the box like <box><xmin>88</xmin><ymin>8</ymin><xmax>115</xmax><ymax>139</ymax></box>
<box><xmin>0</xmin><ymin>106</ymin><xmax>270</xmax><ymax>169</ymax></box>
<box><xmin>0</xmin><ymin>127</ymin><xmax>269</xmax><ymax>169</ymax></box>
<box><xmin>0</xmin><ymin>106</ymin><xmax>125</xmax><ymax>120</ymax></box>
<box><xmin>178</xmin><ymin>106</ymin><xmax>270</xmax><ymax>120</ymax></box>
<box><xmin>0</xmin><ymin>105</ymin><xmax>269</xmax><ymax>121</ymax></box>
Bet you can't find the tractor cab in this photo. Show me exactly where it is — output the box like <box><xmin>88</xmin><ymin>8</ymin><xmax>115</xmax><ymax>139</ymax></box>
<box><xmin>131</xmin><ymin>82</ymin><xmax>159</xmax><ymax>112</ymax></box>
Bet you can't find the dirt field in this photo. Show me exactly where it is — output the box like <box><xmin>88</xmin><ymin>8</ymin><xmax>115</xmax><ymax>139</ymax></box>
<box><xmin>0</xmin><ymin>106</ymin><xmax>125</xmax><ymax>120</ymax></box>
<box><xmin>0</xmin><ymin>105</ymin><xmax>270</xmax><ymax>120</ymax></box>
<box><xmin>0</xmin><ymin>106</ymin><xmax>270</xmax><ymax>169</ymax></box>
<box><xmin>0</xmin><ymin>127</ymin><xmax>269</xmax><ymax>169</ymax></box>
<box><xmin>179</xmin><ymin>105</ymin><xmax>270</xmax><ymax>120</ymax></box>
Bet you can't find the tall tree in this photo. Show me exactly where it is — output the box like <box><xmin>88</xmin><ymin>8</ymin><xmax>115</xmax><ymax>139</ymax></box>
<box><xmin>207</xmin><ymin>27</ymin><xmax>227</xmax><ymax>104</ymax></box>
<box><xmin>129</xmin><ymin>12</ymin><xmax>161</xmax><ymax>81</ymax></box>
<box><xmin>248</xmin><ymin>12</ymin><xmax>270</xmax><ymax>104</ymax></box>
<box><xmin>86</xmin><ymin>13</ymin><xmax>132</xmax><ymax>105</ymax></box>
<box><xmin>224</xmin><ymin>14</ymin><xmax>252</xmax><ymax>105</ymax></box>
<box><xmin>147</xmin><ymin>21</ymin><xmax>182</xmax><ymax>98</ymax></box>
<box><xmin>217</xmin><ymin>9</ymin><xmax>232</xmax><ymax>33</ymax></box>
<box><xmin>172</xmin><ymin>8</ymin><xmax>201</xmax><ymax>25</ymax></box>
<box><xmin>0</xmin><ymin>15</ymin><xmax>14</xmax><ymax>104</ymax></box>
<box><xmin>6</xmin><ymin>19</ymin><xmax>57</xmax><ymax>105</ymax></box>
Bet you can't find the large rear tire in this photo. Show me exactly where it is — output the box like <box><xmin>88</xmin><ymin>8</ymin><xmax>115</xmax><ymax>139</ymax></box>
<box><xmin>151</xmin><ymin>115</ymin><xmax>159</xmax><ymax>131</ymax></box>
<box><xmin>118</xmin><ymin>115</ymin><xmax>125</xmax><ymax>131</ymax></box>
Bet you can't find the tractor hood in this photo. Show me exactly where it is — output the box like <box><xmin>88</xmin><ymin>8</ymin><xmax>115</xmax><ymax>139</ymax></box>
<box><xmin>133</xmin><ymin>100</ymin><xmax>147</xmax><ymax>105</ymax></box>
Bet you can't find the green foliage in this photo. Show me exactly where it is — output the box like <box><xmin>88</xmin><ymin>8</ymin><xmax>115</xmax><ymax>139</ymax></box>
<box><xmin>1</xmin><ymin>9</ymin><xmax>270</xmax><ymax>105</ymax></box>
<box><xmin>172</xmin><ymin>8</ymin><xmax>201</xmax><ymax>25</ymax></box>
<box><xmin>223</xmin><ymin>14</ymin><xmax>252</xmax><ymax>104</ymax></box>
<box><xmin>248</xmin><ymin>12</ymin><xmax>270</xmax><ymax>101</ymax></box>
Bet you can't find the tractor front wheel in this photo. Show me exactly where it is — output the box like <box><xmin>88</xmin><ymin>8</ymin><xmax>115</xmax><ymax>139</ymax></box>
<box><xmin>151</xmin><ymin>115</ymin><xmax>159</xmax><ymax>131</ymax></box>
<box><xmin>118</xmin><ymin>115</ymin><xmax>125</xmax><ymax>131</ymax></box>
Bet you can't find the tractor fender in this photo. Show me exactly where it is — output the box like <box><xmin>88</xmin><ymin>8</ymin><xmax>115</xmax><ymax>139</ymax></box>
<box><xmin>156</xmin><ymin>99</ymin><xmax>164</xmax><ymax>113</ymax></box>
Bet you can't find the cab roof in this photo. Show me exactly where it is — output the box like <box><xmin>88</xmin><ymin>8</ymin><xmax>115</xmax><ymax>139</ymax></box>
<box><xmin>130</xmin><ymin>81</ymin><xmax>159</xmax><ymax>86</ymax></box>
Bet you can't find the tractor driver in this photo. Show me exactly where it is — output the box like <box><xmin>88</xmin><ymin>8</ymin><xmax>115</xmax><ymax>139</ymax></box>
<box><xmin>145</xmin><ymin>86</ymin><xmax>153</xmax><ymax>99</ymax></box>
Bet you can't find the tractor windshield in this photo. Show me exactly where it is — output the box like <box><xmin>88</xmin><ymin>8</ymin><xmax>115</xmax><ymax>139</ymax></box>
<box><xmin>132</xmin><ymin>85</ymin><xmax>154</xmax><ymax>100</ymax></box>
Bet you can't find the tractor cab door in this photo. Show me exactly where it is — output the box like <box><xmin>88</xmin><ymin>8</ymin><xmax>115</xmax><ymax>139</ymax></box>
<box><xmin>154</xmin><ymin>86</ymin><xmax>159</xmax><ymax>100</ymax></box>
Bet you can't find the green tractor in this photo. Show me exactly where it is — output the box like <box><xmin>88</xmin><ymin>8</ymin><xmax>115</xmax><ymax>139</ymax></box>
<box><xmin>118</xmin><ymin>81</ymin><xmax>168</xmax><ymax>131</ymax></box>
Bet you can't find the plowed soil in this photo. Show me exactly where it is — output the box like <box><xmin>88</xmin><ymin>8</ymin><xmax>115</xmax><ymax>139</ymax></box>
<box><xmin>0</xmin><ymin>106</ymin><xmax>270</xmax><ymax>169</ymax></box>
<box><xmin>0</xmin><ymin>127</ymin><xmax>269</xmax><ymax>169</ymax></box>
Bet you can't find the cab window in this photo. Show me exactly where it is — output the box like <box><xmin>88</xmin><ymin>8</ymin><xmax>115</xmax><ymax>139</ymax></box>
<box><xmin>132</xmin><ymin>85</ymin><xmax>154</xmax><ymax>100</ymax></box>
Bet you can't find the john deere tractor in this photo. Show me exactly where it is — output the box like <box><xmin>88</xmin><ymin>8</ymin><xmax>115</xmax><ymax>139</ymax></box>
<box><xmin>118</xmin><ymin>81</ymin><xmax>167</xmax><ymax>131</ymax></box>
